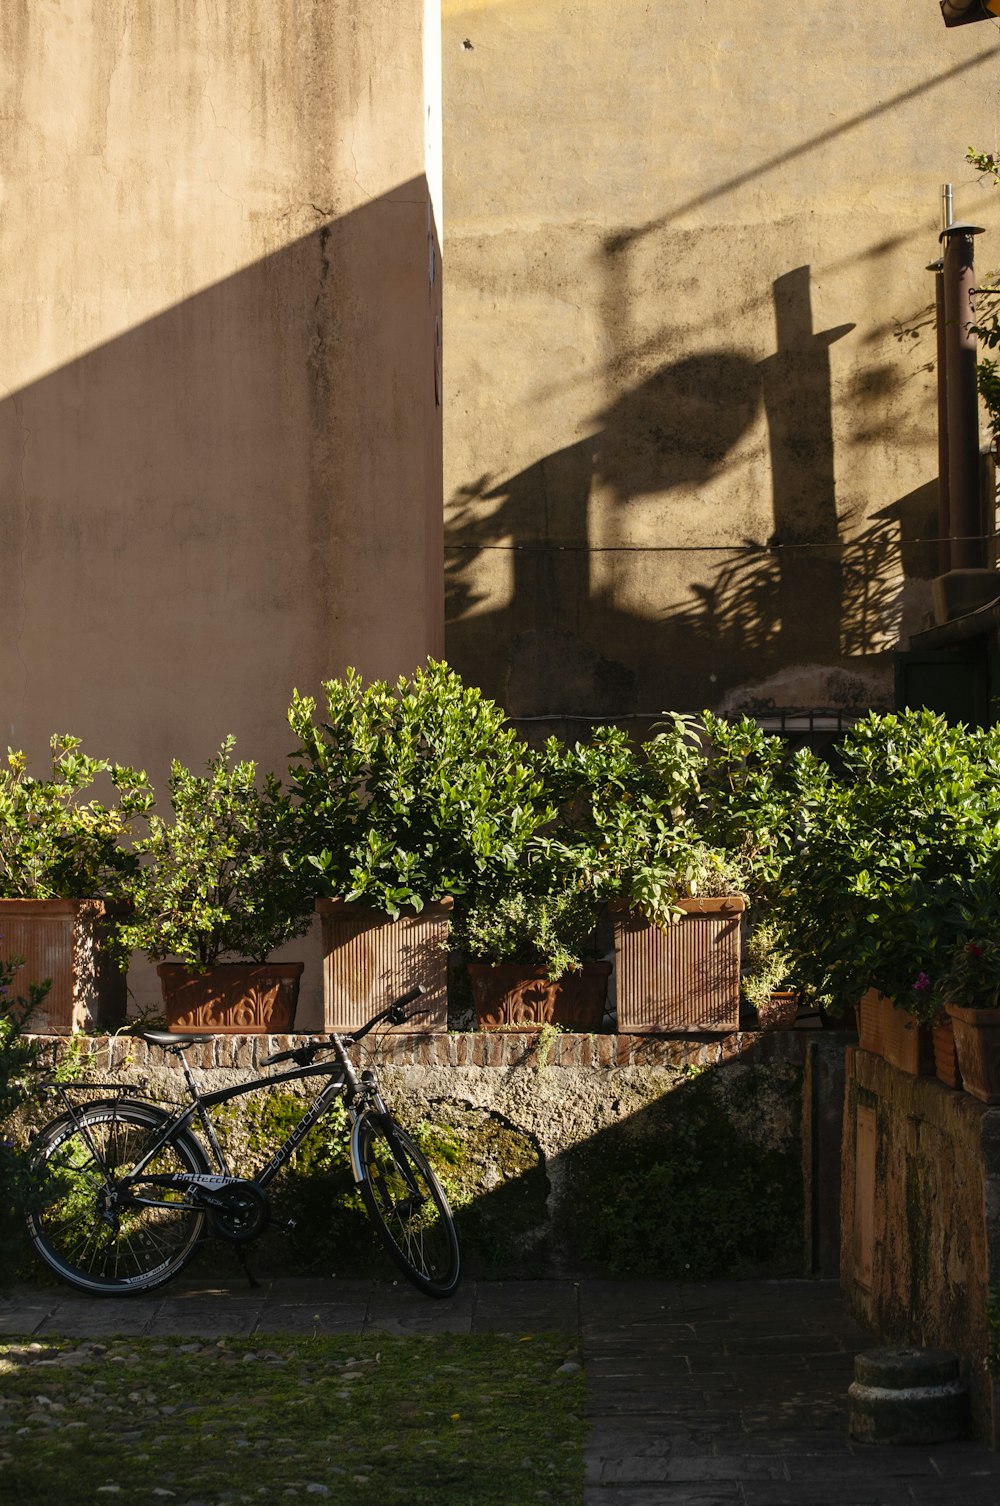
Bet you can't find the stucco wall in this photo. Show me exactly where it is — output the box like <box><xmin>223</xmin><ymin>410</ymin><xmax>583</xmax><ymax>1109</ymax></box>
<box><xmin>0</xmin><ymin>0</ymin><xmax>443</xmax><ymax>772</ymax></box>
<box><xmin>841</xmin><ymin>1047</ymin><xmax>1000</xmax><ymax>1444</ymax></box>
<box><xmin>442</xmin><ymin>1</ymin><xmax>1000</xmax><ymax>722</ymax></box>
<box><xmin>0</xmin><ymin>2</ymin><xmax>443</xmax><ymax>1022</ymax></box>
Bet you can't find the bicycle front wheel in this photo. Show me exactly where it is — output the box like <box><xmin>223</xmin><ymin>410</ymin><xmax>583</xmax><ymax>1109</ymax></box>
<box><xmin>26</xmin><ymin>1100</ymin><xmax>209</xmax><ymax>1295</ymax></box>
<box><xmin>353</xmin><ymin>1113</ymin><xmax>460</xmax><ymax>1297</ymax></box>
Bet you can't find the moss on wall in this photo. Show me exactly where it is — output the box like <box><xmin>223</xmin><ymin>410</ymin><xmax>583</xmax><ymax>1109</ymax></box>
<box><xmin>554</xmin><ymin>1063</ymin><xmax>804</xmax><ymax>1278</ymax></box>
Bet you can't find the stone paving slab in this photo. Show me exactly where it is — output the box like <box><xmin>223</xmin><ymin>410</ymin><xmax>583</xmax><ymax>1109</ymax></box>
<box><xmin>3</xmin><ymin>1275</ymin><xmax>1000</xmax><ymax>1503</ymax></box>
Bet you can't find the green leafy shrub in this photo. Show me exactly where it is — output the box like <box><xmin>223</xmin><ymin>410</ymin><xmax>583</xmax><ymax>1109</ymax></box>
<box><xmin>455</xmin><ymin>885</ymin><xmax>602</xmax><ymax>980</ymax></box>
<box><xmin>696</xmin><ymin>712</ymin><xmax>825</xmax><ymax>911</ymax></box>
<box><xmin>0</xmin><ymin>955</ymin><xmax>50</xmax><ymax>1288</ymax></box>
<box><xmin>115</xmin><ymin>738</ymin><xmax>312</xmax><ymax>971</ymax></box>
<box><xmin>780</xmin><ymin>711</ymin><xmax>1000</xmax><ymax>1018</ymax></box>
<box><xmin>287</xmin><ymin>661</ymin><xmax>551</xmax><ymax>917</ymax></box>
<box><xmin>533</xmin><ymin>720</ymin><xmax>740</xmax><ymax>926</ymax></box>
<box><xmin>0</xmin><ymin>736</ymin><xmax>151</xmax><ymax>899</ymax></box>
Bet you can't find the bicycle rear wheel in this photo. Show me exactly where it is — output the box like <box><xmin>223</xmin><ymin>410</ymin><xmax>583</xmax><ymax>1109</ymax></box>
<box><xmin>26</xmin><ymin>1100</ymin><xmax>209</xmax><ymax>1295</ymax></box>
<box><xmin>353</xmin><ymin>1113</ymin><xmax>460</xmax><ymax>1297</ymax></box>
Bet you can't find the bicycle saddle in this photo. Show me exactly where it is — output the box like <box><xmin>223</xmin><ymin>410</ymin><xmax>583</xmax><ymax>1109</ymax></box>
<box><xmin>141</xmin><ymin>1030</ymin><xmax>220</xmax><ymax>1048</ymax></box>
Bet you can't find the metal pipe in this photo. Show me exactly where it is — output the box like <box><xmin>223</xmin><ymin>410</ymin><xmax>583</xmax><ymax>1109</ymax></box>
<box><xmin>941</xmin><ymin>222</ymin><xmax>986</xmax><ymax>568</ymax></box>
<box><xmin>942</xmin><ymin>183</ymin><xmax>954</xmax><ymax>232</ymax></box>
<box><xmin>941</xmin><ymin>1</ymin><xmax>1000</xmax><ymax>25</ymax></box>
<box><xmin>928</xmin><ymin>258</ymin><xmax>951</xmax><ymax>574</ymax></box>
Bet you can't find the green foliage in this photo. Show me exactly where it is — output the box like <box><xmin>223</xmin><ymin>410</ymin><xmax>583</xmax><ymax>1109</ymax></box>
<box><xmin>115</xmin><ymin>738</ymin><xmax>312</xmax><ymax>970</ymax></box>
<box><xmin>287</xmin><ymin>661</ymin><xmax>551</xmax><ymax>917</ymax></box>
<box><xmin>560</xmin><ymin>1066</ymin><xmax>802</xmax><ymax>1278</ymax></box>
<box><xmin>0</xmin><ymin>1333</ymin><xmax>586</xmax><ymax>1506</ymax></box>
<box><xmin>0</xmin><ymin>955</ymin><xmax>50</xmax><ymax>1289</ymax></box>
<box><xmin>696</xmin><ymin>711</ymin><xmax>826</xmax><ymax>910</ymax></box>
<box><xmin>932</xmin><ymin>878</ymin><xmax>1000</xmax><ymax>1009</ymax></box>
<box><xmin>455</xmin><ymin>885</ymin><xmax>601</xmax><ymax>979</ymax></box>
<box><xmin>780</xmin><ymin>711</ymin><xmax>1000</xmax><ymax>1019</ymax></box>
<box><xmin>742</xmin><ymin>917</ymin><xmax>796</xmax><ymax>1011</ymax></box>
<box><xmin>0</xmin><ymin>736</ymin><xmax>152</xmax><ymax>899</ymax></box>
<box><xmin>534</xmin><ymin>721</ymin><xmax>740</xmax><ymax>926</ymax></box>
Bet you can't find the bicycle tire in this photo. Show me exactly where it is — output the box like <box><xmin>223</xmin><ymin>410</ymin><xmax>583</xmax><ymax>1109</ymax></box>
<box><xmin>26</xmin><ymin>1100</ymin><xmax>210</xmax><ymax>1295</ymax></box>
<box><xmin>353</xmin><ymin>1113</ymin><xmax>460</xmax><ymax>1297</ymax></box>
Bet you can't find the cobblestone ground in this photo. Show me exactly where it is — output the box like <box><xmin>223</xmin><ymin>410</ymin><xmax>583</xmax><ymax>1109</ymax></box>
<box><xmin>1</xmin><ymin>1276</ymin><xmax>998</xmax><ymax>1504</ymax></box>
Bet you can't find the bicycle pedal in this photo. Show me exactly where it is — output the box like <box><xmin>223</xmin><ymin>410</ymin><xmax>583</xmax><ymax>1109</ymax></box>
<box><xmin>277</xmin><ymin>1219</ymin><xmax>297</xmax><ymax>1235</ymax></box>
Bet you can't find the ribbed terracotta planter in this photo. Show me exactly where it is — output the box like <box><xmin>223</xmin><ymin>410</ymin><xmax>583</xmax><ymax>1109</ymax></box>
<box><xmin>469</xmin><ymin>960</ymin><xmax>611</xmax><ymax>1030</ymax></box>
<box><xmin>945</xmin><ymin>1004</ymin><xmax>1000</xmax><ymax>1104</ymax></box>
<box><xmin>611</xmin><ymin>897</ymin><xmax>744</xmax><ymax>1034</ymax></box>
<box><xmin>754</xmin><ymin>990</ymin><xmax>799</xmax><ymax>1031</ymax></box>
<box><xmin>857</xmin><ymin>989</ymin><xmax>934</xmax><ymax>1076</ymax></box>
<box><xmin>315</xmin><ymin>898</ymin><xmax>452</xmax><ymax>1032</ymax></box>
<box><xmin>158</xmin><ymin>962</ymin><xmax>303</xmax><ymax>1034</ymax></box>
<box><xmin>0</xmin><ymin>898</ymin><xmax>126</xmax><ymax>1035</ymax></box>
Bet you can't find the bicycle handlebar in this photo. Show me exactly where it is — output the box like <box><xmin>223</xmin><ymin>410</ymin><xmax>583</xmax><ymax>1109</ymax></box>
<box><xmin>260</xmin><ymin>984</ymin><xmax>427</xmax><ymax>1065</ymax></box>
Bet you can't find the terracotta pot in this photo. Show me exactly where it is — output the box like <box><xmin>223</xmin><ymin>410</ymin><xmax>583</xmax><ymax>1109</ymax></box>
<box><xmin>931</xmin><ymin>1014</ymin><xmax>963</xmax><ymax>1091</ymax></box>
<box><xmin>0</xmin><ymin>898</ymin><xmax>126</xmax><ymax>1035</ymax></box>
<box><xmin>315</xmin><ymin>898</ymin><xmax>452</xmax><ymax>1032</ymax></box>
<box><xmin>611</xmin><ymin>897</ymin><xmax>744</xmax><ymax>1034</ymax></box>
<box><xmin>754</xmin><ymin>990</ymin><xmax>799</xmax><ymax>1031</ymax></box>
<box><xmin>945</xmin><ymin>1004</ymin><xmax>1000</xmax><ymax>1104</ymax></box>
<box><xmin>468</xmin><ymin>960</ymin><xmax>611</xmax><ymax>1030</ymax></box>
<box><xmin>857</xmin><ymin>989</ymin><xmax>934</xmax><ymax>1076</ymax></box>
<box><xmin>158</xmin><ymin>962</ymin><xmax>303</xmax><ymax>1034</ymax></box>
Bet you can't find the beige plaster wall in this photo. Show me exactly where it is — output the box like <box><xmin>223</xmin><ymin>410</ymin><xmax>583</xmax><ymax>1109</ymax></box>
<box><xmin>442</xmin><ymin>0</ymin><xmax>1000</xmax><ymax>721</ymax></box>
<box><xmin>0</xmin><ymin>0</ymin><xmax>443</xmax><ymax>775</ymax></box>
<box><xmin>0</xmin><ymin>1</ymin><xmax>443</xmax><ymax>1024</ymax></box>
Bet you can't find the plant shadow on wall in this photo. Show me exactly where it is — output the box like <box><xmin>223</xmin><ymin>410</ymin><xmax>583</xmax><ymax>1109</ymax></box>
<box><xmin>446</xmin><ymin>263</ymin><xmax>938</xmax><ymax>719</ymax></box>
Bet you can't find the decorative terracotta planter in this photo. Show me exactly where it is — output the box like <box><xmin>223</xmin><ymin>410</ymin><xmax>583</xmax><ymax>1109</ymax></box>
<box><xmin>468</xmin><ymin>960</ymin><xmax>611</xmax><ymax>1030</ymax></box>
<box><xmin>931</xmin><ymin>1014</ymin><xmax>963</xmax><ymax>1091</ymax></box>
<box><xmin>857</xmin><ymin>989</ymin><xmax>934</xmax><ymax>1076</ymax></box>
<box><xmin>754</xmin><ymin>990</ymin><xmax>799</xmax><ymax>1031</ymax></box>
<box><xmin>158</xmin><ymin>962</ymin><xmax>303</xmax><ymax>1034</ymax></box>
<box><xmin>315</xmin><ymin>898</ymin><xmax>452</xmax><ymax>1033</ymax></box>
<box><xmin>0</xmin><ymin>898</ymin><xmax>126</xmax><ymax>1035</ymax></box>
<box><xmin>945</xmin><ymin>1004</ymin><xmax>1000</xmax><ymax>1104</ymax></box>
<box><xmin>611</xmin><ymin>897</ymin><xmax>744</xmax><ymax>1034</ymax></box>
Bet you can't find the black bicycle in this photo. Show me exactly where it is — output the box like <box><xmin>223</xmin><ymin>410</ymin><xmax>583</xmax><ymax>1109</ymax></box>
<box><xmin>25</xmin><ymin>987</ymin><xmax>460</xmax><ymax>1299</ymax></box>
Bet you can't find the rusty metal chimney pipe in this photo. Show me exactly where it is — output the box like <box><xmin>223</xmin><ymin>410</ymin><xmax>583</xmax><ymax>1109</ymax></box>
<box><xmin>941</xmin><ymin>221</ymin><xmax>985</xmax><ymax>568</ymax></box>
<box><xmin>928</xmin><ymin>258</ymin><xmax>950</xmax><ymax>574</ymax></box>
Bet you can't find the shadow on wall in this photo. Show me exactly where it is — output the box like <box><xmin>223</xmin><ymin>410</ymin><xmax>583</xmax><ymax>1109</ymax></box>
<box><xmin>446</xmin><ymin>263</ymin><xmax>938</xmax><ymax>721</ymax></box>
<box><xmin>0</xmin><ymin>178</ymin><xmax>439</xmax><ymax>782</ymax></box>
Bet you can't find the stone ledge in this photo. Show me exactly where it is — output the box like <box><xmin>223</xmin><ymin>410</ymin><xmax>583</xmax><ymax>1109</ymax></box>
<box><xmin>32</xmin><ymin>1027</ymin><xmax>833</xmax><ymax>1075</ymax></box>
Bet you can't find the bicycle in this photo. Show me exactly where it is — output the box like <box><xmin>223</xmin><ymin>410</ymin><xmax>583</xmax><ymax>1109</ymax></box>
<box><xmin>25</xmin><ymin>986</ymin><xmax>460</xmax><ymax>1299</ymax></box>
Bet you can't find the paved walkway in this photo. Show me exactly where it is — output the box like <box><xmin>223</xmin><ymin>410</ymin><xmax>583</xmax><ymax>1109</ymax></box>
<box><xmin>1</xmin><ymin>1276</ymin><xmax>997</xmax><ymax>1504</ymax></box>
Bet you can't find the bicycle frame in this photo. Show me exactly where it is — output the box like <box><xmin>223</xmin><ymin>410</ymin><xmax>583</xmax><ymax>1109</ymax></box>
<box><xmin>43</xmin><ymin>1040</ymin><xmax>368</xmax><ymax>1216</ymax></box>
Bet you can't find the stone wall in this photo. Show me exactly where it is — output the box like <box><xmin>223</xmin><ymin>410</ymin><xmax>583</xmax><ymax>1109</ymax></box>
<box><xmin>30</xmin><ymin>1029</ymin><xmax>848</xmax><ymax>1288</ymax></box>
<box><xmin>841</xmin><ymin>1046</ymin><xmax>1000</xmax><ymax>1445</ymax></box>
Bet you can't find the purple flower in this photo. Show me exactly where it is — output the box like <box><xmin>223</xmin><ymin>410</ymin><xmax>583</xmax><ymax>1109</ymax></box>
<box><xmin>913</xmin><ymin>972</ymin><xmax>931</xmax><ymax>993</ymax></box>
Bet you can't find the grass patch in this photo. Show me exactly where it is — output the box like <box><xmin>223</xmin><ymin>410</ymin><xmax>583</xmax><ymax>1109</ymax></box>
<box><xmin>0</xmin><ymin>1332</ymin><xmax>585</xmax><ymax>1506</ymax></box>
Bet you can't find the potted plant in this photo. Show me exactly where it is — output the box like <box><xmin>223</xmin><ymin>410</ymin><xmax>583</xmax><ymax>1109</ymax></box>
<box><xmin>742</xmin><ymin>918</ymin><xmax>799</xmax><ymax>1031</ymax></box>
<box><xmin>0</xmin><ymin>736</ymin><xmax>152</xmax><ymax>1034</ymax></box>
<box><xmin>287</xmin><ymin>661</ymin><xmax>553</xmax><ymax>1032</ymax></box>
<box><xmin>457</xmin><ymin>883</ymin><xmax>610</xmax><ymax>1030</ymax></box>
<box><xmin>777</xmin><ymin>711</ymin><xmax>1000</xmax><ymax>1068</ymax></box>
<box><xmin>535</xmin><ymin>721</ymin><xmax>745</xmax><ymax>1033</ymax></box>
<box><xmin>114</xmin><ymin>738</ymin><xmax>313</xmax><ymax>1033</ymax></box>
